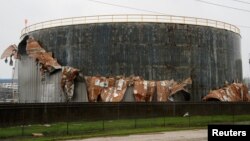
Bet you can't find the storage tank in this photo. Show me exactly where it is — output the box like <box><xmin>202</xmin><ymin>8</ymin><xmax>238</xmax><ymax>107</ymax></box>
<box><xmin>18</xmin><ymin>15</ymin><xmax>242</xmax><ymax>102</ymax></box>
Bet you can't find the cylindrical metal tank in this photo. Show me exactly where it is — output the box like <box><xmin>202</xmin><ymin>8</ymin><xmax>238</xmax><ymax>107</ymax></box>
<box><xmin>18</xmin><ymin>15</ymin><xmax>242</xmax><ymax>102</ymax></box>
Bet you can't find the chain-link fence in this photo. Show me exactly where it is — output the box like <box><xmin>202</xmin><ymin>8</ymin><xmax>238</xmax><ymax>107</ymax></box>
<box><xmin>0</xmin><ymin>102</ymin><xmax>250</xmax><ymax>137</ymax></box>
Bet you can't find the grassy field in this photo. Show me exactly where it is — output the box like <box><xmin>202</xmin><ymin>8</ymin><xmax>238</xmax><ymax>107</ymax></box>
<box><xmin>0</xmin><ymin>115</ymin><xmax>250</xmax><ymax>141</ymax></box>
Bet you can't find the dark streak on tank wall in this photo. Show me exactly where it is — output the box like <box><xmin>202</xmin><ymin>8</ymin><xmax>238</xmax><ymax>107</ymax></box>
<box><xmin>22</xmin><ymin>22</ymin><xmax>241</xmax><ymax>101</ymax></box>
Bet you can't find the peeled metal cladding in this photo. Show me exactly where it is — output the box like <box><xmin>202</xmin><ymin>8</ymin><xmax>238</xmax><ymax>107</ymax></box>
<box><xmin>156</xmin><ymin>77</ymin><xmax>192</xmax><ymax>102</ymax></box>
<box><xmin>61</xmin><ymin>66</ymin><xmax>79</xmax><ymax>101</ymax></box>
<box><xmin>0</xmin><ymin>44</ymin><xmax>19</xmax><ymax>66</ymax></box>
<box><xmin>26</xmin><ymin>36</ymin><xmax>46</xmax><ymax>55</ymax></box>
<box><xmin>133</xmin><ymin>77</ymin><xmax>156</xmax><ymax>102</ymax></box>
<box><xmin>26</xmin><ymin>36</ymin><xmax>61</xmax><ymax>75</ymax></box>
<box><xmin>20</xmin><ymin>36</ymin><xmax>80</xmax><ymax>101</ymax></box>
<box><xmin>157</xmin><ymin>80</ymin><xmax>175</xmax><ymax>102</ymax></box>
<box><xmin>203</xmin><ymin>83</ymin><xmax>250</xmax><ymax>102</ymax></box>
<box><xmin>85</xmin><ymin>76</ymin><xmax>128</xmax><ymax>102</ymax></box>
<box><xmin>168</xmin><ymin>77</ymin><xmax>192</xmax><ymax>101</ymax></box>
<box><xmin>100</xmin><ymin>76</ymin><xmax>128</xmax><ymax>102</ymax></box>
<box><xmin>17</xmin><ymin>35</ymin><xmax>80</xmax><ymax>101</ymax></box>
<box><xmin>85</xmin><ymin>75</ymin><xmax>192</xmax><ymax>102</ymax></box>
<box><xmin>84</xmin><ymin>76</ymin><xmax>112</xmax><ymax>102</ymax></box>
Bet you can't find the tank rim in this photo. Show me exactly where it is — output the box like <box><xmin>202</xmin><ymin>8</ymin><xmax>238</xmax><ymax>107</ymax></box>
<box><xmin>20</xmin><ymin>14</ymin><xmax>240</xmax><ymax>38</ymax></box>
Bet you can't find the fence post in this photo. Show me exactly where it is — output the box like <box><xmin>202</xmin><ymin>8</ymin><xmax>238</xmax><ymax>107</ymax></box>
<box><xmin>43</xmin><ymin>103</ymin><xmax>48</xmax><ymax>124</ymax></box>
<box><xmin>173</xmin><ymin>102</ymin><xmax>176</xmax><ymax>117</ymax></box>
<box><xmin>117</xmin><ymin>103</ymin><xmax>120</xmax><ymax>120</ymax></box>
<box><xmin>66</xmin><ymin>102</ymin><xmax>69</xmax><ymax>135</ymax></box>
<box><xmin>164</xmin><ymin>103</ymin><xmax>166</xmax><ymax>127</ymax></box>
<box><xmin>102</xmin><ymin>119</ymin><xmax>105</xmax><ymax>131</ymax></box>
<box><xmin>188</xmin><ymin>115</ymin><xmax>190</xmax><ymax>128</ymax></box>
<box><xmin>232</xmin><ymin>103</ymin><xmax>235</xmax><ymax>125</ymax></box>
<box><xmin>102</xmin><ymin>104</ymin><xmax>105</xmax><ymax>131</ymax></box>
<box><xmin>21</xmin><ymin>108</ymin><xmax>24</xmax><ymax>136</ymax></box>
<box><xmin>134</xmin><ymin>103</ymin><xmax>137</xmax><ymax>128</ymax></box>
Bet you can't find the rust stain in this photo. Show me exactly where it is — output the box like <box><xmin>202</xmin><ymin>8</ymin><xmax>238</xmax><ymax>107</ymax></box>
<box><xmin>26</xmin><ymin>37</ymin><xmax>46</xmax><ymax>55</ymax></box>
<box><xmin>61</xmin><ymin>66</ymin><xmax>79</xmax><ymax>100</ymax></box>
<box><xmin>156</xmin><ymin>77</ymin><xmax>192</xmax><ymax>102</ymax></box>
<box><xmin>133</xmin><ymin>77</ymin><xmax>156</xmax><ymax>102</ymax></box>
<box><xmin>31</xmin><ymin>52</ymin><xmax>61</xmax><ymax>73</ymax></box>
<box><xmin>101</xmin><ymin>76</ymin><xmax>128</xmax><ymax>102</ymax></box>
<box><xmin>169</xmin><ymin>77</ymin><xmax>192</xmax><ymax>100</ymax></box>
<box><xmin>85</xmin><ymin>76</ymin><xmax>128</xmax><ymax>102</ymax></box>
<box><xmin>84</xmin><ymin>76</ymin><xmax>112</xmax><ymax>102</ymax></box>
<box><xmin>26</xmin><ymin>36</ymin><xmax>61</xmax><ymax>74</ymax></box>
<box><xmin>203</xmin><ymin>83</ymin><xmax>250</xmax><ymax>102</ymax></box>
<box><xmin>85</xmin><ymin>76</ymin><xmax>192</xmax><ymax>102</ymax></box>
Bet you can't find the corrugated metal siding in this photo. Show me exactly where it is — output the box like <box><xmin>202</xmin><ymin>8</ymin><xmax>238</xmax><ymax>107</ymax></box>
<box><xmin>18</xmin><ymin>56</ymin><xmax>38</xmax><ymax>102</ymax></box>
<box><xmin>123</xmin><ymin>87</ymin><xmax>135</xmax><ymax>102</ymax></box>
<box><xmin>18</xmin><ymin>56</ymin><xmax>89</xmax><ymax>103</ymax></box>
<box><xmin>20</xmin><ymin>22</ymin><xmax>242</xmax><ymax>102</ymax></box>
<box><xmin>74</xmin><ymin>82</ymin><xmax>88</xmax><ymax>102</ymax></box>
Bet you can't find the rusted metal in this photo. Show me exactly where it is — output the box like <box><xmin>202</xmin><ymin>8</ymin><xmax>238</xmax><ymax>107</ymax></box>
<box><xmin>26</xmin><ymin>37</ymin><xmax>46</xmax><ymax>55</ymax></box>
<box><xmin>85</xmin><ymin>76</ymin><xmax>110</xmax><ymax>102</ymax></box>
<box><xmin>168</xmin><ymin>77</ymin><xmax>192</xmax><ymax>101</ymax></box>
<box><xmin>1</xmin><ymin>44</ymin><xmax>19</xmax><ymax>66</ymax></box>
<box><xmin>30</xmin><ymin>52</ymin><xmax>61</xmax><ymax>73</ymax></box>
<box><xmin>203</xmin><ymin>83</ymin><xmax>250</xmax><ymax>102</ymax></box>
<box><xmin>100</xmin><ymin>76</ymin><xmax>128</xmax><ymax>102</ymax></box>
<box><xmin>85</xmin><ymin>76</ymin><xmax>192</xmax><ymax>102</ymax></box>
<box><xmin>156</xmin><ymin>78</ymin><xmax>192</xmax><ymax>102</ymax></box>
<box><xmin>156</xmin><ymin>80</ymin><xmax>174</xmax><ymax>102</ymax></box>
<box><xmin>26</xmin><ymin>36</ymin><xmax>61</xmax><ymax>75</ymax></box>
<box><xmin>133</xmin><ymin>77</ymin><xmax>156</xmax><ymax>102</ymax></box>
<box><xmin>85</xmin><ymin>76</ymin><xmax>128</xmax><ymax>102</ymax></box>
<box><xmin>61</xmin><ymin>66</ymin><xmax>79</xmax><ymax>101</ymax></box>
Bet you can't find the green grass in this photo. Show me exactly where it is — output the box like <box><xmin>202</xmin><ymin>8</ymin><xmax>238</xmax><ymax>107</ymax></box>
<box><xmin>0</xmin><ymin>115</ymin><xmax>250</xmax><ymax>141</ymax></box>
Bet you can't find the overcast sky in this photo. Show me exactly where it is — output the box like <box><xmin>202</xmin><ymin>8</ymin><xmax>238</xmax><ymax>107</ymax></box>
<box><xmin>0</xmin><ymin>0</ymin><xmax>250</xmax><ymax>79</ymax></box>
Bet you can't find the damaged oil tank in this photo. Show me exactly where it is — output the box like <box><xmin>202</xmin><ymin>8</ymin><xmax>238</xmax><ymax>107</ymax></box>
<box><xmin>18</xmin><ymin>15</ymin><xmax>242</xmax><ymax>102</ymax></box>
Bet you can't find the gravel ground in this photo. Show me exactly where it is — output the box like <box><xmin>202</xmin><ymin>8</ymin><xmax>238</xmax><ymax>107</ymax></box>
<box><xmin>68</xmin><ymin>129</ymin><xmax>207</xmax><ymax>141</ymax></box>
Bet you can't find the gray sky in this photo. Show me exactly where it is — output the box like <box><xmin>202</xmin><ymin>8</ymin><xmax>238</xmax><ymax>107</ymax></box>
<box><xmin>0</xmin><ymin>0</ymin><xmax>250</xmax><ymax>79</ymax></box>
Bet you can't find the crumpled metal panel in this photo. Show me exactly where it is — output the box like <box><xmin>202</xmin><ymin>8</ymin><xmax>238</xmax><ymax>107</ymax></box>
<box><xmin>26</xmin><ymin>37</ymin><xmax>46</xmax><ymax>55</ymax></box>
<box><xmin>26</xmin><ymin>37</ymin><xmax>61</xmax><ymax>74</ymax></box>
<box><xmin>85</xmin><ymin>76</ymin><xmax>128</xmax><ymax>102</ymax></box>
<box><xmin>156</xmin><ymin>80</ymin><xmax>174</xmax><ymax>102</ymax></box>
<box><xmin>1</xmin><ymin>44</ymin><xmax>19</xmax><ymax>66</ymax></box>
<box><xmin>169</xmin><ymin>77</ymin><xmax>192</xmax><ymax>100</ymax></box>
<box><xmin>84</xmin><ymin>76</ymin><xmax>113</xmax><ymax>102</ymax></box>
<box><xmin>61</xmin><ymin>66</ymin><xmax>79</xmax><ymax>101</ymax></box>
<box><xmin>1</xmin><ymin>44</ymin><xmax>18</xmax><ymax>59</ymax></box>
<box><xmin>203</xmin><ymin>83</ymin><xmax>250</xmax><ymax>102</ymax></box>
<box><xmin>156</xmin><ymin>78</ymin><xmax>192</xmax><ymax>102</ymax></box>
<box><xmin>133</xmin><ymin>78</ymin><xmax>156</xmax><ymax>102</ymax></box>
<box><xmin>31</xmin><ymin>52</ymin><xmax>61</xmax><ymax>72</ymax></box>
<box><xmin>101</xmin><ymin>77</ymin><xmax>128</xmax><ymax>102</ymax></box>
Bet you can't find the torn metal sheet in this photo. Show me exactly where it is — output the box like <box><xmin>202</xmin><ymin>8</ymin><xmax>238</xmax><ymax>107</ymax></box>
<box><xmin>85</xmin><ymin>76</ymin><xmax>128</xmax><ymax>102</ymax></box>
<box><xmin>26</xmin><ymin>37</ymin><xmax>61</xmax><ymax>75</ymax></box>
<box><xmin>203</xmin><ymin>83</ymin><xmax>250</xmax><ymax>102</ymax></box>
<box><xmin>61</xmin><ymin>66</ymin><xmax>79</xmax><ymax>101</ymax></box>
<box><xmin>168</xmin><ymin>77</ymin><xmax>192</xmax><ymax>101</ymax></box>
<box><xmin>133</xmin><ymin>78</ymin><xmax>156</xmax><ymax>102</ymax></box>
<box><xmin>101</xmin><ymin>77</ymin><xmax>128</xmax><ymax>102</ymax></box>
<box><xmin>156</xmin><ymin>80</ymin><xmax>174</xmax><ymax>102</ymax></box>
<box><xmin>84</xmin><ymin>76</ymin><xmax>113</xmax><ymax>102</ymax></box>
<box><xmin>1</xmin><ymin>44</ymin><xmax>19</xmax><ymax>66</ymax></box>
<box><xmin>26</xmin><ymin>37</ymin><xmax>46</xmax><ymax>55</ymax></box>
<box><xmin>156</xmin><ymin>78</ymin><xmax>192</xmax><ymax>102</ymax></box>
<box><xmin>31</xmin><ymin>52</ymin><xmax>61</xmax><ymax>73</ymax></box>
